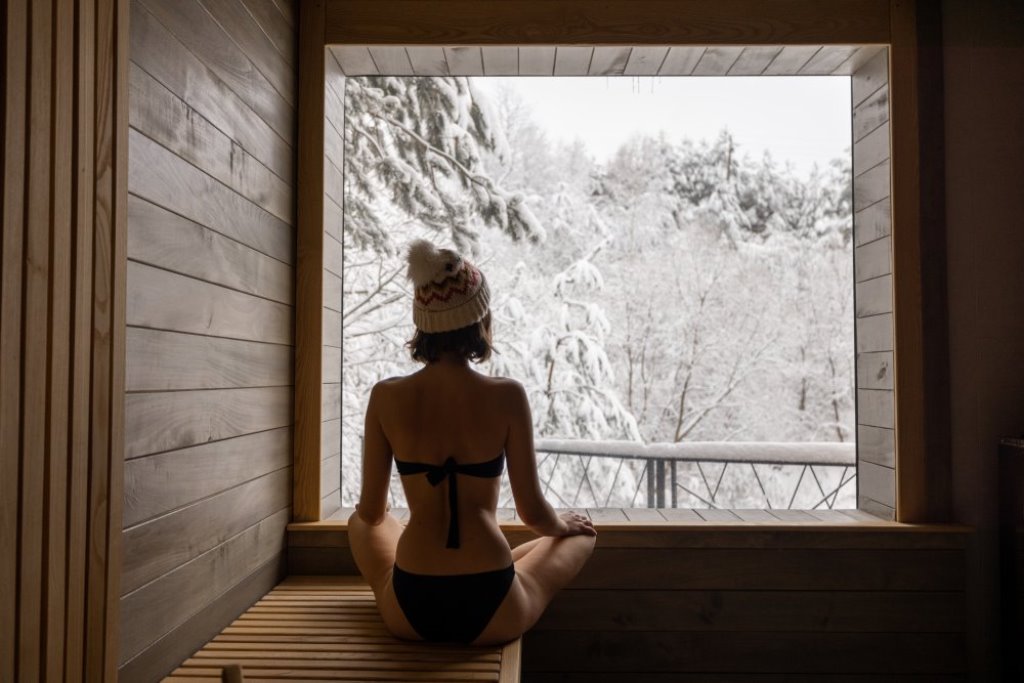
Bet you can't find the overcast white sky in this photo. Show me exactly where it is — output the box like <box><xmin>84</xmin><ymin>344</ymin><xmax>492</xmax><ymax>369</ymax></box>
<box><xmin>475</xmin><ymin>76</ymin><xmax>852</xmax><ymax>178</ymax></box>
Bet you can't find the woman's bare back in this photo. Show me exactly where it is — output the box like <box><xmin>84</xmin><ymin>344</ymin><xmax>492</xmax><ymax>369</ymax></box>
<box><xmin>372</xmin><ymin>363</ymin><xmax>519</xmax><ymax>574</ymax></box>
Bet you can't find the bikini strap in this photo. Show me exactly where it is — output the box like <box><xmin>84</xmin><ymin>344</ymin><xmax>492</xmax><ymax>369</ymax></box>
<box><xmin>394</xmin><ymin>453</ymin><xmax>505</xmax><ymax>549</ymax></box>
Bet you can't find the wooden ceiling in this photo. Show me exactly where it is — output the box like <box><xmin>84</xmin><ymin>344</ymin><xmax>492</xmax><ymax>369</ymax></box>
<box><xmin>329</xmin><ymin>45</ymin><xmax>885</xmax><ymax>77</ymax></box>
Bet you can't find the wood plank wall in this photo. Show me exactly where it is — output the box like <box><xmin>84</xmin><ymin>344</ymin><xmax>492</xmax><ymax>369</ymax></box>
<box><xmin>1</xmin><ymin>0</ymin><xmax>129</xmax><ymax>680</ymax></box>
<box><xmin>119</xmin><ymin>0</ymin><xmax>297</xmax><ymax>679</ymax></box>
<box><xmin>852</xmin><ymin>49</ymin><xmax>897</xmax><ymax>520</ymax></box>
<box><xmin>322</xmin><ymin>48</ymin><xmax>345</xmax><ymax>518</ymax></box>
<box><xmin>289</xmin><ymin>525</ymin><xmax>968</xmax><ymax>680</ymax></box>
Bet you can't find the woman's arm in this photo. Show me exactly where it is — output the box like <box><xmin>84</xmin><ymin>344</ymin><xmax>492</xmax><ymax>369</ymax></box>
<box><xmin>504</xmin><ymin>381</ymin><xmax>593</xmax><ymax>537</ymax></box>
<box><xmin>356</xmin><ymin>382</ymin><xmax>393</xmax><ymax>525</ymax></box>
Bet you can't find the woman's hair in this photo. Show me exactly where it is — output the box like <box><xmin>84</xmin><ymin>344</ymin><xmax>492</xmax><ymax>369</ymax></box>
<box><xmin>407</xmin><ymin>311</ymin><xmax>493</xmax><ymax>364</ymax></box>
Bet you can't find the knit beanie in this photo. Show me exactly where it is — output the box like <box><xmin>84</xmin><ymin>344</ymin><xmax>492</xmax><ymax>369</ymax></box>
<box><xmin>406</xmin><ymin>239</ymin><xmax>490</xmax><ymax>333</ymax></box>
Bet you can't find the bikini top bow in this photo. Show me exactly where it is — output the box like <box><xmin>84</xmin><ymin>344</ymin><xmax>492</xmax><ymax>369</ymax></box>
<box><xmin>394</xmin><ymin>453</ymin><xmax>505</xmax><ymax>549</ymax></box>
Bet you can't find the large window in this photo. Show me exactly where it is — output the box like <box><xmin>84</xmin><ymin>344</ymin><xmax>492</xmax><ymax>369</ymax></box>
<box><xmin>337</xmin><ymin>74</ymin><xmax>858</xmax><ymax>511</ymax></box>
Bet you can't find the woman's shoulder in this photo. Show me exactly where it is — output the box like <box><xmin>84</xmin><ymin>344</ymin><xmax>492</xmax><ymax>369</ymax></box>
<box><xmin>477</xmin><ymin>374</ymin><xmax>529</xmax><ymax>407</ymax></box>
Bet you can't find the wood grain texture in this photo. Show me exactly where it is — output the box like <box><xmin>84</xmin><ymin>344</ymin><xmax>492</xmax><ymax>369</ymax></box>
<box><xmin>127</xmin><ymin>195</ymin><xmax>293</xmax><ymax>305</ymax></box>
<box><xmin>856</xmin><ymin>352</ymin><xmax>894</xmax><ymax>391</ymax></box>
<box><xmin>554</xmin><ymin>46</ymin><xmax>593</xmax><ymax>75</ymax></box>
<box><xmin>536</xmin><ymin>589</ymin><xmax>963</xmax><ymax>632</ymax></box>
<box><xmin>727</xmin><ymin>46</ymin><xmax>782</xmax><ymax>75</ymax></box>
<box><xmin>523</xmin><ymin>631</ymin><xmax>964</xmax><ymax>674</ymax></box>
<box><xmin>167</xmin><ymin>577</ymin><xmax>519</xmax><ymax>681</ymax></box>
<box><xmin>198</xmin><ymin>0</ymin><xmax>296</xmax><ymax>104</ymax></box>
<box><xmin>854</xmin><ymin>120</ymin><xmax>891</xmax><ymax>176</ymax></box>
<box><xmin>0</xmin><ymin>2</ymin><xmax>28</xmax><ymax>678</ymax></box>
<box><xmin>588</xmin><ymin>46</ymin><xmax>631</xmax><ymax>75</ymax></box>
<box><xmin>858</xmin><ymin>424</ymin><xmax>896</xmax><ymax>467</ymax></box>
<box><xmin>123</xmin><ymin>427</ymin><xmax>292</xmax><ymax>526</ymax></box>
<box><xmin>294</xmin><ymin>0</ymin><xmax>326</xmax><ymax>522</ymax></box>
<box><xmin>124</xmin><ymin>386</ymin><xmax>293</xmax><ymax>459</ymax></box>
<box><xmin>854</xmin><ymin>195</ymin><xmax>892</xmax><ymax>246</ymax></box>
<box><xmin>798</xmin><ymin>45</ymin><xmax>859</xmax><ymax>74</ymax></box>
<box><xmin>856</xmin><ymin>312</ymin><xmax>894</xmax><ymax>353</ymax></box>
<box><xmin>118</xmin><ymin>555</ymin><xmax>284</xmax><ymax>683</ymax></box>
<box><xmin>369</xmin><ymin>46</ymin><xmax>416</xmax><ymax>75</ymax></box>
<box><xmin>129</xmin><ymin>63</ymin><xmax>292</xmax><ymax>222</ymax></box>
<box><xmin>130</xmin><ymin>0</ymin><xmax>293</xmax><ymax>179</ymax></box>
<box><xmin>66</xmin><ymin>1</ymin><xmax>100</xmax><ymax>676</ymax></box>
<box><xmin>129</xmin><ymin>128</ymin><xmax>293</xmax><ymax>264</ymax></box>
<box><xmin>855</xmin><ymin>273</ymin><xmax>893</xmax><ymax>316</ymax></box>
<box><xmin>122</xmin><ymin>468</ymin><xmax>291</xmax><ymax>593</ymax></box>
<box><xmin>137</xmin><ymin>0</ymin><xmax>293</xmax><ymax>138</ymax></box>
<box><xmin>119</xmin><ymin>509</ymin><xmax>289</xmax><ymax>663</ymax></box>
<box><xmin>241</xmin><ymin>0</ymin><xmax>297</xmax><ymax>66</ymax></box>
<box><xmin>853</xmin><ymin>47</ymin><xmax>889</xmax><ymax>106</ymax></box>
<box><xmin>518</xmin><ymin>46</ymin><xmax>555</xmax><ymax>75</ymax></box>
<box><xmin>444</xmin><ymin>46</ymin><xmax>484</xmax><ymax>75</ymax></box>
<box><xmin>858</xmin><ymin>389</ymin><xmax>895</xmax><ymax>429</ymax></box>
<box><xmin>889</xmin><ymin>0</ymin><xmax>952</xmax><ymax>523</ymax></box>
<box><xmin>1</xmin><ymin>0</ymin><xmax>128</xmax><ymax>678</ymax></box>
<box><xmin>20</xmin><ymin>1</ymin><xmax>56</xmax><ymax>678</ymax></box>
<box><xmin>127</xmin><ymin>261</ymin><xmax>293</xmax><ymax>344</ymax></box>
<box><xmin>763</xmin><ymin>45</ymin><xmax>821</xmax><ymax>74</ymax></box>
<box><xmin>692</xmin><ymin>46</ymin><xmax>743</xmax><ymax>75</ymax></box>
<box><xmin>854</xmin><ymin>237</ymin><xmax>891</xmax><ymax>282</ymax></box>
<box><xmin>853</xmin><ymin>161</ymin><xmax>891</xmax><ymax>212</ymax></box>
<box><xmin>481</xmin><ymin>46</ymin><xmax>518</xmax><ymax>76</ymax></box>
<box><xmin>407</xmin><ymin>46</ymin><xmax>449</xmax><ymax>75</ymax></box>
<box><xmin>853</xmin><ymin>84</ymin><xmax>890</xmax><ymax>142</ymax></box>
<box><xmin>126</xmin><ymin>327</ymin><xmax>293</xmax><ymax>390</ymax></box>
<box><xmin>323</xmin><ymin>0</ymin><xmax>891</xmax><ymax>46</ymax></box>
<box><xmin>288</xmin><ymin>524</ymin><xmax>967</xmax><ymax>677</ymax></box>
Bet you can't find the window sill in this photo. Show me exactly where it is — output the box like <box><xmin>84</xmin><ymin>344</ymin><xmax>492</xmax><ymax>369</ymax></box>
<box><xmin>288</xmin><ymin>507</ymin><xmax>970</xmax><ymax>551</ymax></box>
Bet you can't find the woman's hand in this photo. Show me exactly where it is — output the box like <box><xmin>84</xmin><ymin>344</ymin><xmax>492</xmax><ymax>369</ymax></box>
<box><xmin>557</xmin><ymin>511</ymin><xmax>597</xmax><ymax>537</ymax></box>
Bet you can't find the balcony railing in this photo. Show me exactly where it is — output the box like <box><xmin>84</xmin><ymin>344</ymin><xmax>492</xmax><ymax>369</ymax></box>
<box><xmin>501</xmin><ymin>439</ymin><xmax>857</xmax><ymax>511</ymax></box>
<box><xmin>377</xmin><ymin>438</ymin><xmax>857</xmax><ymax>511</ymax></box>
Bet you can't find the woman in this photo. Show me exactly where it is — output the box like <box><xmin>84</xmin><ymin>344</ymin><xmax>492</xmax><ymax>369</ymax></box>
<box><xmin>348</xmin><ymin>239</ymin><xmax>597</xmax><ymax>646</ymax></box>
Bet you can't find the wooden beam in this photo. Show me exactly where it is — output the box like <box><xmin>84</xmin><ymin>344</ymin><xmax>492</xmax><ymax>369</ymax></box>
<box><xmin>295</xmin><ymin>0</ymin><xmax>326</xmax><ymax>522</ymax></box>
<box><xmin>323</xmin><ymin>0</ymin><xmax>891</xmax><ymax>46</ymax></box>
<box><xmin>889</xmin><ymin>0</ymin><xmax>951</xmax><ymax>522</ymax></box>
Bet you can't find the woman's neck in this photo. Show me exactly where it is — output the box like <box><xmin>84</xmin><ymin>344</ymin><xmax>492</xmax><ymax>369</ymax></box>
<box><xmin>430</xmin><ymin>353</ymin><xmax>470</xmax><ymax>369</ymax></box>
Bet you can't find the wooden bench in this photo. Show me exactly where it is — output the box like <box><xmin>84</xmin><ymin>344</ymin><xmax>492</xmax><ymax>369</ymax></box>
<box><xmin>162</xmin><ymin>576</ymin><xmax>521</xmax><ymax>682</ymax></box>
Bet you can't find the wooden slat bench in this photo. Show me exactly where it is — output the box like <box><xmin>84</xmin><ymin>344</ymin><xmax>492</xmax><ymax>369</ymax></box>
<box><xmin>163</xmin><ymin>576</ymin><xmax>521</xmax><ymax>682</ymax></box>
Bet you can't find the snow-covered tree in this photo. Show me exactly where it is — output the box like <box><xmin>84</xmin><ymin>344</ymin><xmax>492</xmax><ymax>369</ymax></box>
<box><xmin>344</xmin><ymin>77</ymin><xmax>545</xmax><ymax>254</ymax></box>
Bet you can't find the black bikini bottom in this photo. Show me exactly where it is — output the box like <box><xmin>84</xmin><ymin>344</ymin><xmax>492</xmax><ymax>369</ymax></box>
<box><xmin>392</xmin><ymin>564</ymin><xmax>515</xmax><ymax>643</ymax></box>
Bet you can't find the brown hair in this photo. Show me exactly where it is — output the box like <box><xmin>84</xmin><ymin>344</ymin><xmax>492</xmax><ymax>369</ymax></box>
<box><xmin>407</xmin><ymin>311</ymin><xmax>493</xmax><ymax>364</ymax></box>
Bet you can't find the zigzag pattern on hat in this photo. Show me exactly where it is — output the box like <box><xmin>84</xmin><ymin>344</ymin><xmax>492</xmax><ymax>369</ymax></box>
<box><xmin>415</xmin><ymin>265</ymin><xmax>480</xmax><ymax>305</ymax></box>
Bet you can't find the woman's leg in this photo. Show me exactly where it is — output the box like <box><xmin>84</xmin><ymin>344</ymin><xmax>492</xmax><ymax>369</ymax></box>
<box><xmin>510</xmin><ymin>537</ymin><xmax>544</xmax><ymax>561</ymax></box>
<box><xmin>474</xmin><ymin>533</ymin><xmax>596</xmax><ymax>644</ymax></box>
<box><xmin>346</xmin><ymin>510</ymin><xmax>419</xmax><ymax>640</ymax></box>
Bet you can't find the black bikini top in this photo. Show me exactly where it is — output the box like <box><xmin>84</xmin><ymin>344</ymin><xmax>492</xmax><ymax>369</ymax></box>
<box><xmin>394</xmin><ymin>452</ymin><xmax>505</xmax><ymax>549</ymax></box>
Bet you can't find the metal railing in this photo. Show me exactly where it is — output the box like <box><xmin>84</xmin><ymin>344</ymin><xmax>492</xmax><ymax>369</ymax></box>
<box><xmin>372</xmin><ymin>438</ymin><xmax>857</xmax><ymax>511</ymax></box>
<box><xmin>506</xmin><ymin>439</ymin><xmax>857</xmax><ymax>510</ymax></box>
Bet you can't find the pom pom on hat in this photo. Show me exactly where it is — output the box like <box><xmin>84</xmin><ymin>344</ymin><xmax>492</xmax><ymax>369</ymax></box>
<box><xmin>406</xmin><ymin>239</ymin><xmax>490</xmax><ymax>333</ymax></box>
<box><xmin>406</xmin><ymin>239</ymin><xmax>461</xmax><ymax>287</ymax></box>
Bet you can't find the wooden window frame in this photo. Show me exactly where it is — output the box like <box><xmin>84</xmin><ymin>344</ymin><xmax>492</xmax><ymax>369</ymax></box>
<box><xmin>293</xmin><ymin>0</ymin><xmax>951</xmax><ymax>523</ymax></box>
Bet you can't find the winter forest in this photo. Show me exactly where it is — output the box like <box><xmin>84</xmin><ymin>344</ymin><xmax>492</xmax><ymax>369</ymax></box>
<box><xmin>339</xmin><ymin>76</ymin><xmax>856</xmax><ymax>510</ymax></box>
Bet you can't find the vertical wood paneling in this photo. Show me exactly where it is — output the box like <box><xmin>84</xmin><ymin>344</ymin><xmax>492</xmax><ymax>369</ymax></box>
<box><xmin>44</xmin><ymin>0</ymin><xmax>74</xmax><ymax>677</ymax></box>
<box><xmin>889</xmin><ymin>0</ymin><xmax>951</xmax><ymax>523</ymax></box>
<box><xmin>294</xmin><ymin>0</ymin><xmax>325</xmax><ymax>522</ymax></box>
<box><xmin>120</xmin><ymin>0</ymin><xmax>295</xmax><ymax>677</ymax></box>
<box><xmin>0</xmin><ymin>0</ymin><xmax>27</xmax><ymax>676</ymax></box>
<box><xmin>0</xmin><ymin>0</ymin><xmax>128</xmax><ymax>679</ymax></box>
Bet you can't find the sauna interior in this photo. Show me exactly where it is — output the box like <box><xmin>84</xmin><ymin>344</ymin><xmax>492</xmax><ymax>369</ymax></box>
<box><xmin>2</xmin><ymin>0</ymin><xmax>1022</xmax><ymax>681</ymax></box>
